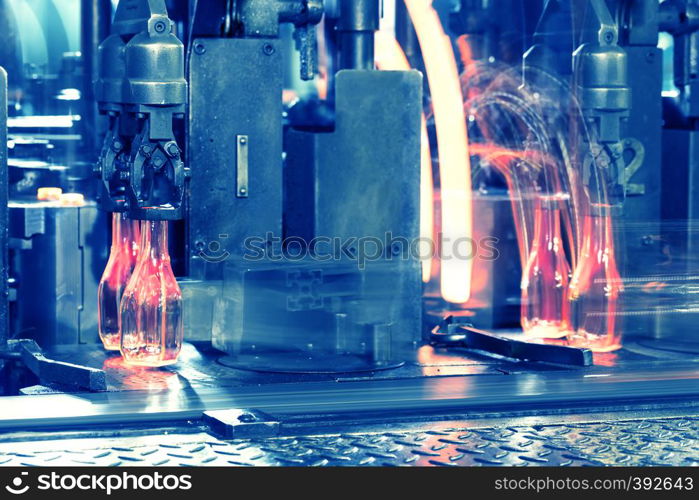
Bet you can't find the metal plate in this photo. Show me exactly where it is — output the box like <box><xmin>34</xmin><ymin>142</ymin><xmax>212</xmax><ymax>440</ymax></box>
<box><xmin>188</xmin><ymin>38</ymin><xmax>283</xmax><ymax>267</ymax></box>
<box><xmin>0</xmin><ymin>416</ymin><xmax>697</xmax><ymax>467</ymax></box>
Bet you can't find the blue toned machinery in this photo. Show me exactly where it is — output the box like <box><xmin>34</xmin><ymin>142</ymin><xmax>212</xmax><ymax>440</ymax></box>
<box><xmin>0</xmin><ymin>0</ymin><xmax>697</xmax><ymax>468</ymax></box>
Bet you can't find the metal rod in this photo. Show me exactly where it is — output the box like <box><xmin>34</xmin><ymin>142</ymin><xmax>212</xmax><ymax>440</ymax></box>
<box><xmin>80</xmin><ymin>0</ymin><xmax>112</xmax><ymax>155</ymax></box>
<box><xmin>0</xmin><ymin>67</ymin><xmax>6</xmax><ymax>359</ymax></box>
<box><xmin>338</xmin><ymin>0</ymin><xmax>379</xmax><ymax>70</ymax></box>
<box><xmin>395</xmin><ymin>0</ymin><xmax>420</xmax><ymax>67</ymax></box>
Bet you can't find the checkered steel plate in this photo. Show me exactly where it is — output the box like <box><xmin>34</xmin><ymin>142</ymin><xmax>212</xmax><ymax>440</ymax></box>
<box><xmin>0</xmin><ymin>417</ymin><xmax>697</xmax><ymax>466</ymax></box>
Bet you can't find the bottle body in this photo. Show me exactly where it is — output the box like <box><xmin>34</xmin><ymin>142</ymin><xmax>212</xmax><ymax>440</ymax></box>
<box><xmin>521</xmin><ymin>196</ymin><xmax>571</xmax><ymax>338</ymax></box>
<box><xmin>567</xmin><ymin>207</ymin><xmax>623</xmax><ymax>352</ymax></box>
<box><xmin>97</xmin><ymin>213</ymin><xmax>140</xmax><ymax>350</ymax></box>
<box><xmin>120</xmin><ymin>220</ymin><xmax>183</xmax><ymax>366</ymax></box>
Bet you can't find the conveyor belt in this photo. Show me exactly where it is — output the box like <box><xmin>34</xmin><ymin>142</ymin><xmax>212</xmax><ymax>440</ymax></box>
<box><xmin>1</xmin><ymin>363</ymin><xmax>698</xmax><ymax>430</ymax></box>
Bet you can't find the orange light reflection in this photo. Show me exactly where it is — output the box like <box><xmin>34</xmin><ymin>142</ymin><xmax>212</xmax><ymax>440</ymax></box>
<box><xmin>406</xmin><ymin>0</ymin><xmax>473</xmax><ymax>303</ymax></box>
<box><xmin>102</xmin><ymin>355</ymin><xmax>182</xmax><ymax>391</ymax></box>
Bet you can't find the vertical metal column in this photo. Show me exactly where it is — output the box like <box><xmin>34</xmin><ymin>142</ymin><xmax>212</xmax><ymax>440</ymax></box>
<box><xmin>81</xmin><ymin>0</ymin><xmax>112</xmax><ymax>156</ymax></box>
<box><xmin>338</xmin><ymin>0</ymin><xmax>379</xmax><ymax>70</ymax></box>
<box><xmin>0</xmin><ymin>67</ymin><xmax>7</xmax><ymax>355</ymax></box>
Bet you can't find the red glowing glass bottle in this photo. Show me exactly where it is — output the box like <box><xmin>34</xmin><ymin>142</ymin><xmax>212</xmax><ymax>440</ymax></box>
<box><xmin>119</xmin><ymin>220</ymin><xmax>183</xmax><ymax>366</ymax></box>
<box><xmin>567</xmin><ymin>204</ymin><xmax>623</xmax><ymax>352</ymax></box>
<box><xmin>521</xmin><ymin>195</ymin><xmax>571</xmax><ymax>338</ymax></box>
<box><xmin>97</xmin><ymin>213</ymin><xmax>141</xmax><ymax>350</ymax></box>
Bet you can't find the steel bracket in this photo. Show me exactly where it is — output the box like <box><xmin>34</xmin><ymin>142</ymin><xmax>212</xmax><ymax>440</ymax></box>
<box><xmin>3</xmin><ymin>340</ymin><xmax>107</xmax><ymax>392</ymax></box>
<box><xmin>430</xmin><ymin>316</ymin><xmax>593</xmax><ymax>367</ymax></box>
<box><xmin>203</xmin><ymin>409</ymin><xmax>280</xmax><ymax>439</ymax></box>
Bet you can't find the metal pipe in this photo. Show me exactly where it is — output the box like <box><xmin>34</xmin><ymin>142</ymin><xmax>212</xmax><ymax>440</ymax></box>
<box><xmin>0</xmin><ymin>67</ymin><xmax>7</xmax><ymax>362</ymax></box>
<box><xmin>338</xmin><ymin>0</ymin><xmax>379</xmax><ymax>70</ymax></box>
<box><xmin>81</xmin><ymin>0</ymin><xmax>112</xmax><ymax>156</ymax></box>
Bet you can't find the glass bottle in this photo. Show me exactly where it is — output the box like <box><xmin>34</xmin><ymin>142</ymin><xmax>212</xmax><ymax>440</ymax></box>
<box><xmin>119</xmin><ymin>220</ymin><xmax>183</xmax><ymax>366</ymax></box>
<box><xmin>567</xmin><ymin>204</ymin><xmax>623</xmax><ymax>352</ymax></box>
<box><xmin>97</xmin><ymin>213</ymin><xmax>141</xmax><ymax>350</ymax></box>
<box><xmin>521</xmin><ymin>194</ymin><xmax>571</xmax><ymax>338</ymax></box>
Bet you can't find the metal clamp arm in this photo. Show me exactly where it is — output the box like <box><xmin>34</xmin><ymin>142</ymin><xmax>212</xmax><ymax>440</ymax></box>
<box><xmin>95</xmin><ymin>0</ymin><xmax>187</xmax><ymax>220</ymax></box>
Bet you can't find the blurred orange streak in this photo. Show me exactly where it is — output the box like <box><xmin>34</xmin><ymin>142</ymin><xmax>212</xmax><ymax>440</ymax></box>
<box><xmin>406</xmin><ymin>0</ymin><xmax>473</xmax><ymax>303</ymax></box>
<box><xmin>456</xmin><ymin>34</ymin><xmax>474</xmax><ymax>69</ymax></box>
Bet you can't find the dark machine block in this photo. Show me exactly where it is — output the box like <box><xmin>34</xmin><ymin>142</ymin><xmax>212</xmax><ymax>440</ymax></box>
<box><xmin>617</xmin><ymin>45</ymin><xmax>663</xmax><ymax>287</ymax></box>
<box><xmin>661</xmin><ymin>129</ymin><xmax>699</xmax><ymax>252</ymax></box>
<box><xmin>287</xmin><ymin>70</ymin><xmax>422</xmax><ymax>242</ymax></box>
<box><xmin>188</xmin><ymin>38</ymin><xmax>284</xmax><ymax>273</ymax></box>
<box><xmin>210</xmin><ymin>69</ymin><xmax>424</xmax><ymax>368</ymax></box>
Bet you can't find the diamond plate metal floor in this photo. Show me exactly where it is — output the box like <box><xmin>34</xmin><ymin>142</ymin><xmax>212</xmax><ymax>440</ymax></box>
<box><xmin>0</xmin><ymin>416</ymin><xmax>697</xmax><ymax>467</ymax></box>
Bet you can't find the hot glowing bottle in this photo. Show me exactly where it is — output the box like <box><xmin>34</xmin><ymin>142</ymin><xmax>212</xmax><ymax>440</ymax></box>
<box><xmin>567</xmin><ymin>204</ymin><xmax>623</xmax><ymax>352</ymax></box>
<box><xmin>520</xmin><ymin>195</ymin><xmax>571</xmax><ymax>338</ymax></box>
<box><xmin>97</xmin><ymin>213</ymin><xmax>141</xmax><ymax>350</ymax></box>
<box><xmin>119</xmin><ymin>220</ymin><xmax>183</xmax><ymax>366</ymax></box>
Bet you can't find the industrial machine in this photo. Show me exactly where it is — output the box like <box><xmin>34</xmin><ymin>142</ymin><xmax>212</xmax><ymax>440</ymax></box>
<box><xmin>0</xmin><ymin>0</ymin><xmax>697</xmax><ymax>468</ymax></box>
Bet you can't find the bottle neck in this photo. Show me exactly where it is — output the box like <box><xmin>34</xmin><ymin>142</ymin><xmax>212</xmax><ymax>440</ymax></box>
<box><xmin>583</xmin><ymin>213</ymin><xmax>612</xmax><ymax>245</ymax></box>
<box><xmin>140</xmin><ymin>220</ymin><xmax>170</xmax><ymax>260</ymax></box>
<box><xmin>111</xmin><ymin>213</ymin><xmax>140</xmax><ymax>256</ymax></box>
<box><xmin>532</xmin><ymin>205</ymin><xmax>561</xmax><ymax>250</ymax></box>
<box><xmin>581</xmin><ymin>212</ymin><xmax>616</xmax><ymax>267</ymax></box>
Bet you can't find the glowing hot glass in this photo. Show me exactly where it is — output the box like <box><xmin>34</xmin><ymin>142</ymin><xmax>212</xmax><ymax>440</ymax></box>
<box><xmin>567</xmin><ymin>205</ymin><xmax>623</xmax><ymax>352</ymax></box>
<box><xmin>97</xmin><ymin>213</ymin><xmax>141</xmax><ymax>350</ymax></box>
<box><xmin>521</xmin><ymin>195</ymin><xmax>571</xmax><ymax>338</ymax></box>
<box><xmin>119</xmin><ymin>220</ymin><xmax>183</xmax><ymax>367</ymax></box>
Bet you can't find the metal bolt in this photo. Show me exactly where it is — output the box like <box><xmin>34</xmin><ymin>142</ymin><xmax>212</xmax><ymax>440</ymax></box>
<box><xmin>153</xmin><ymin>156</ymin><xmax>164</xmax><ymax>167</ymax></box>
<box><xmin>262</xmin><ymin>43</ymin><xmax>275</xmax><ymax>56</ymax></box>
<box><xmin>154</xmin><ymin>21</ymin><xmax>167</xmax><ymax>33</ymax></box>
<box><xmin>194</xmin><ymin>42</ymin><xmax>206</xmax><ymax>55</ymax></box>
<box><xmin>195</xmin><ymin>240</ymin><xmax>205</xmax><ymax>251</ymax></box>
<box><xmin>140</xmin><ymin>145</ymin><xmax>153</xmax><ymax>156</ymax></box>
<box><xmin>239</xmin><ymin>137</ymin><xmax>247</xmax><ymax>145</ymax></box>
<box><xmin>111</xmin><ymin>140</ymin><xmax>123</xmax><ymax>152</ymax></box>
<box><xmin>166</xmin><ymin>142</ymin><xmax>180</xmax><ymax>157</ymax></box>
<box><xmin>603</xmin><ymin>31</ymin><xmax>614</xmax><ymax>43</ymax></box>
<box><xmin>239</xmin><ymin>188</ymin><xmax>247</xmax><ymax>195</ymax></box>
<box><xmin>238</xmin><ymin>413</ymin><xmax>256</xmax><ymax>423</ymax></box>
